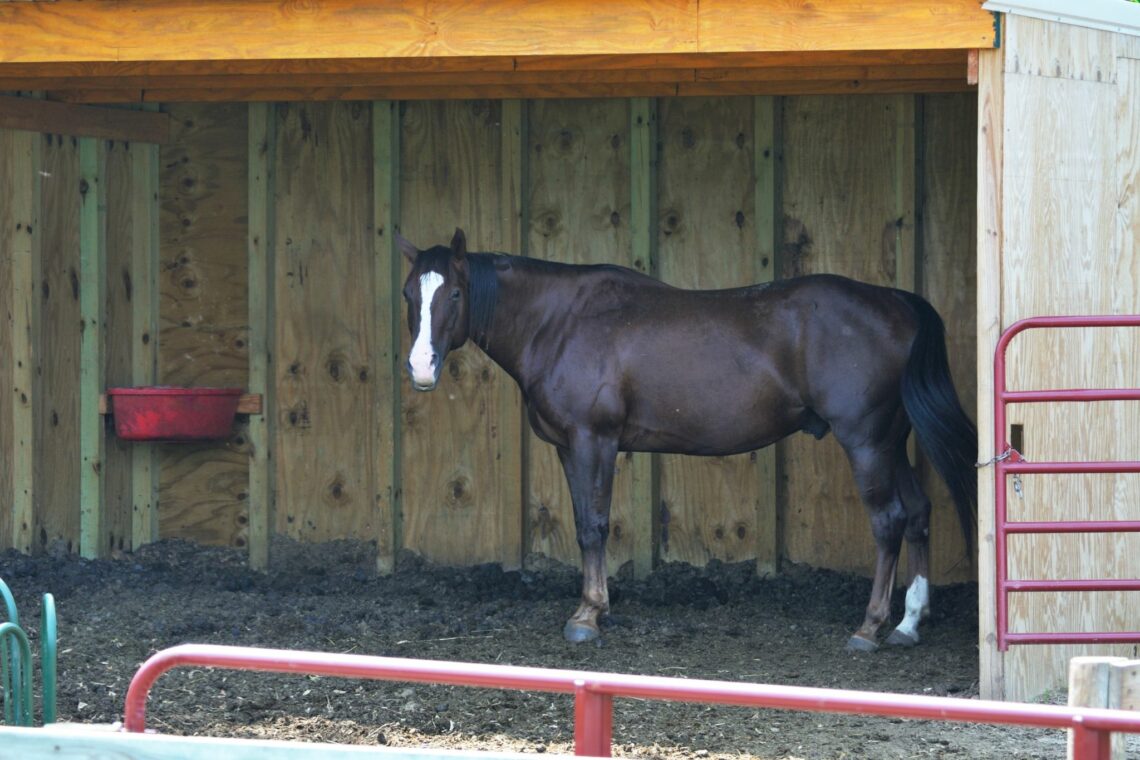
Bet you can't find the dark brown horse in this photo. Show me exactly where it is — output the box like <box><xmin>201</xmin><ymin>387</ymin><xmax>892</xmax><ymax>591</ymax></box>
<box><xmin>398</xmin><ymin>228</ymin><xmax>976</xmax><ymax>651</ymax></box>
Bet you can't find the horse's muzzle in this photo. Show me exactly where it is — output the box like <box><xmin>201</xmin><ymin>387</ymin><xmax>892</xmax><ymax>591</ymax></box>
<box><xmin>407</xmin><ymin>359</ymin><xmax>440</xmax><ymax>392</ymax></box>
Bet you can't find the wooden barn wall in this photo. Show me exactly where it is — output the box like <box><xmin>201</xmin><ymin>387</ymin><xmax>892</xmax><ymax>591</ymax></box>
<box><xmin>157</xmin><ymin>104</ymin><xmax>250</xmax><ymax>547</ymax></box>
<box><xmin>37</xmin><ymin>133</ymin><xmax>82</xmax><ymax>555</ymax></box>
<box><xmin>982</xmin><ymin>17</ymin><xmax>1140</xmax><ymax>702</ymax></box>
<box><xmin>0</xmin><ymin>93</ymin><xmax>977</xmax><ymax>589</ymax></box>
<box><xmin>104</xmin><ymin>139</ymin><xmax>135</xmax><ymax>555</ymax></box>
<box><xmin>271</xmin><ymin>102</ymin><xmax>385</xmax><ymax>545</ymax></box>
<box><xmin>398</xmin><ymin>101</ymin><xmax>523</xmax><ymax>567</ymax></box>
<box><xmin>524</xmin><ymin>98</ymin><xmax>649</xmax><ymax>578</ymax></box>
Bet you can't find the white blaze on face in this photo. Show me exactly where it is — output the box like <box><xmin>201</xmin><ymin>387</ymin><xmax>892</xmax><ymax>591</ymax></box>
<box><xmin>409</xmin><ymin>272</ymin><xmax>444</xmax><ymax>386</ymax></box>
<box><xmin>893</xmin><ymin>574</ymin><xmax>929</xmax><ymax>641</ymax></box>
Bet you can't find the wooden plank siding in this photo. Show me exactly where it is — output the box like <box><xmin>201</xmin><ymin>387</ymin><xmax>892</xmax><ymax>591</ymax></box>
<box><xmin>978</xmin><ymin>16</ymin><xmax>1140</xmax><ymax>703</ymax></box>
<box><xmin>655</xmin><ymin>96</ymin><xmax>767</xmax><ymax>569</ymax></box>
<box><xmin>0</xmin><ymin>125</ymin><xmax>40</xmax><ymax>554</ymax></box>
<box><xmin>157</xmin><ymin>103</ymin><xmax>250</xmax><ymax>548</ymax></box>
<box><xmin>0</xmin><ymin>92</ymin><xmax>978</xmax><ymax>591</ymax></box>
<box><xmin>37</xmin><ymin>133</ymin><xmax>83</xmax><ymax>556</ymax></box>
<box><xmin>272</xmin><ymin>101</ymin><xmax>383</xmax><ymax>546</ymax></box>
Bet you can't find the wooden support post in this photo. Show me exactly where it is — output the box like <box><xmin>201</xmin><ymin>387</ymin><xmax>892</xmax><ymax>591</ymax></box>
<box><xmin>753</xmin><ymin>95</ymin><xmax>780</xmax><ymax>577</ymax></box>
<box><xmin>372</xmin><ymin>99</ymin><xmax>401</xmax><ymax>574</ymax></box>
<box><xmin>247</xmin><ymin>103</ymin><xmax>276</xmax><ymax>571</ymax></box>
<box><xmin>628</xmin><ymin>96</ymin><xmax>657</xmax><ymax>579</ymax></box>
<box><xmin>976</xmin><ymin>45</ymin><xmax>1006</xmax><ymax>701</ymax></box>
<box><xmin>130</xmin><ymin>106</ymin><xmax>160</xmax><ymax>550</ymax></box>
<box><xmin>78</xmin><ymin>136</ymin><xmax>107</xmax><ymax>559</ymax></box>
<box><xmin>3</xmin><ymin>127</ymin><xmax>41</xmax><ymax>555</ymax></box>
<box><xmin>1067</xmin><ymin>657</ymin><xmax>1139</xmax><ymax>759</ymax></box>
<box><xmin>499</xmin><ymin>98</ymin><xmax>526</xmax><ymax>570</ymax></box>
<box><xmin>895</xmin><ymin>95</ymin><xmax>919</xmax><ymax>473</ymax></box>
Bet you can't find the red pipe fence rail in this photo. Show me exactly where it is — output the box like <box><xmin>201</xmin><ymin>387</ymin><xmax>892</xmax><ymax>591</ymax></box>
<box><xmin>992</xmin><ymin>316</ymin><xmax>1140</xmax><ymax>650</ymax></box>
<box><xmin>124</xmin><ymin>644</ymin><xmax>1140</xmax><ymax>759</ymax></box>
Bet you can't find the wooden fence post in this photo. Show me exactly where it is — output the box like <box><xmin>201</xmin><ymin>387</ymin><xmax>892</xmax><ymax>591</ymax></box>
<box><xmin>1067</xmin><ymin>656</ymin><xmax>1140</xmax><ymax>759</ymax></box>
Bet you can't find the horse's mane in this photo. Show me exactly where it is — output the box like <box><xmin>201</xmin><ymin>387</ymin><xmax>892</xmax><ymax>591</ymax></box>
<box><xmin>466</xmin><ymin>252</ymin><xmax>655</xmax><ymax>348</ymax></box>
<box><xmin>467</xmin><ymin>253</ymin><xmax>500</xmax><ymax>350</ymax></box>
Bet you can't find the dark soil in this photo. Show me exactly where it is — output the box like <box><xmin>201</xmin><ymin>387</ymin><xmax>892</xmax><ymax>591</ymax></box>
<box><xmin>0</xmin><ymin>539</ymin><xmax>1071</xmax><ymax>759</ymax></box>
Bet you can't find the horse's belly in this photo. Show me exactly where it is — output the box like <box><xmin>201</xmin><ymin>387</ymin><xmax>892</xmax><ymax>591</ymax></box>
<box><xmin>620</xmin><ymin>392</ymin><xmax>800</xmax><ymax>456</ymax></box>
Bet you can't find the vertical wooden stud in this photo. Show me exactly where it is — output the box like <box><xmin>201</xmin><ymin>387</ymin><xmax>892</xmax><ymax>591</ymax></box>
<box><xmin>78</xmin><ymin>136</ymin><xmax>107</xmax><ymax>559</ymax></box>
<box><xmin>629</xmin><ymin>96</ymin><xmax>657</xmax><ymax>578</ymax></box>
<box><xmin>373</xmin><ymin>100</ymin><xmax>401</xmax><ymax>573</ymax></box>
<box><xmin>753</xmin><ymin>95</ymin><xmax>779</xmax><ymax>576</ymax></box>
<box><xmin>500</xmin><ymin>98</ymin><xmax>526</xmax><ymax>569</ymax></box>
<box><xmin>247</xmin><ymin>102</ymin><xmax>276</xmax><ymax>571</ymax></box>
<box><xmin>896</xmin><ymin>96</ymin><xmax>919</xmax><ymax>470</ymax></box>
<box><xmin>130</xmin><ymin>107</ymin><xmax>160</xmax><ymax>550</ymax></box>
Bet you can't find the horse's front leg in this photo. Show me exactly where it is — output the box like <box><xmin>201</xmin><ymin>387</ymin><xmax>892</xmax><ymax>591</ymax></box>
<box><xmin>556</xmin><ymin>432</ymin><xmax>618</xmax><ymax>643</ymax></box>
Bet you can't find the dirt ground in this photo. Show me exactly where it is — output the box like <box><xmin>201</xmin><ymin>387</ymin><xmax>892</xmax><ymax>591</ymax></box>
<box><xmin>0</xmin><ymin>539</ymin><xmax>1080</xmax><ymax>759</ymax></box>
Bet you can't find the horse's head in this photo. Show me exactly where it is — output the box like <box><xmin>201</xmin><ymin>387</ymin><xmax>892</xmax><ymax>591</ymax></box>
<box><xmin>397</xmin><ymin>228</ymin><xmax>472</xmax><ymax>391</ymax></box>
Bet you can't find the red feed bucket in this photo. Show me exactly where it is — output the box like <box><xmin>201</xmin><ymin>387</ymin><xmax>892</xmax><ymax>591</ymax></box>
<box><xmin>107</xmin><ymin>387</ymin><xmax>243</xmax><ymax>442</ymax></box>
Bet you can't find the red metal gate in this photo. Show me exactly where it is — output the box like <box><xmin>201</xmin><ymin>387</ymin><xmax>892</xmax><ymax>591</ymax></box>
<box><xmin>124</xmin><ymin>643</ymin><xmax>1140</xmax><ymax>759</ymax></box>
<box><xmin>993</xmin><ymin>315</ymin><xmax>1140</xmax><ymax>650</ymax></box>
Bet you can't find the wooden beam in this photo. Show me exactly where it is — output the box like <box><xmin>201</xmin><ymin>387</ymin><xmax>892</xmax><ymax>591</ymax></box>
<box><xmin>0</xmin><ymin>49</ymin><xmax>973</xmax><ymax>80</ymax></box>
<box><xmin>975</xmin><ymin>46</ymin><xmax>1005</xmax><ymax>702</ymax></box>
<box><xmin>0</xmin><ymin>96</ymin><xmax>170</xmax><ymax>143</ymax></box>
<box><xmin>78</xmin><ymin>135</ymin><xmax>106</xmax><ymax>559</ymax></box>
<box><xmin>629</xmin><ymin>96</ymin><xmax>656</xmax><ymax>578</ymax></box>
<box><xmin>0</xmin><ymin>62</ymin><xmax>969</xmax><ymax>92</ymax></box>
<box><xmin>500</xmin><ymin>98</ymin><xmax>526</xmax><ymax>571</ymax></box>
<box><xmin>42</xmin><ymin>77</ymin><xmax>974</xmax><ymax>105</ymax></box>
<box><xmin>246</xmin><ymin>102</ymin><xmax>275</xmax><ymax>572</ymax></box>
<box><xmin>130</xmin><ymin>104</ymin><xmax>160</xmax><ymax>551</ymax></box>
<box><xmin>0</xmin><ymin>0</ymin><xmax>995</xmax><ymax>66</ymax></box>
<box><xmin>753</xmin><ymin>95</ymin><xmax>779</xmax><ymax>577</ymax></box>
<box><xmin>372</xmin><ymin>99</ymin><xmax>400</xmax><ymax>574</ymax></box>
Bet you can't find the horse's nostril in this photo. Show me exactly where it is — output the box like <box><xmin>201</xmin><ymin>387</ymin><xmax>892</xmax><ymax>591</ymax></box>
<box><xmin>431</xmin><ymin>352</ymin><xmax>440</xmax><ymax>367</ymax></box>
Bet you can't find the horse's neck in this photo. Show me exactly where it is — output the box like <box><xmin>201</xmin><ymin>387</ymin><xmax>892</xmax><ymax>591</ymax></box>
<box><xmin>476</xmin><ymin>260</ymin><xmax>552</xmax><ymax>382</ymax></box>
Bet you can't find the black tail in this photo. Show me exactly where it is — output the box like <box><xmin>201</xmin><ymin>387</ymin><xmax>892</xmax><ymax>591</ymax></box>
<box><xmin>899</xmin><ymin>293</ymin><xmax>978</xmax><ymax>558</ymax></box>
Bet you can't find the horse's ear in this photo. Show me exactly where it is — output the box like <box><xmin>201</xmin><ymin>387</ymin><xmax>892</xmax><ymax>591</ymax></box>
<box><xmin>395</xmin><ymin>232</ymin><xmax>418</xmax><ymax>264</ymax></box>
<box><xmin>450</xmin><ymin>228</ymin><xmax>467</xmax><ymax>261</ymax></box>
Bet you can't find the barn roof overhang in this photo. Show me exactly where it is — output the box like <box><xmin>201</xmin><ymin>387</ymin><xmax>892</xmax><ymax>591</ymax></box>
<box><xmin>1</xmin><ymin>0</ymin><xmax>997</xmax><ymax>105</ymax></box>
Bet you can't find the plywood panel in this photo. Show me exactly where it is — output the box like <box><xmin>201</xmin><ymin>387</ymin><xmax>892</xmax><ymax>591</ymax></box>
<box><xmin>104</xmin><ymin>139</ymin><xmax>134</xmax><ymax>555</ymax></box>
<box><xmin>779</xmin><ymin>95</ymin><xmax>915</xmax><ymax>577</ymax></box>
<box><xmin>1004</xmin><ymin>14</ymin><xmax>1117</xmax><ymax>83</ymax></box>
<box><xmin>998</xmin><ymin>47</ymin><xmax>1140</xmax><ymax>701</ymax></box>
<box><xmin>399</xmin><ymin>100</ymin><xmax>523</xmax><ymax>567</ymax></box>
<box><xmin>38</xmin><ymin>133</ymin><xmax>81</xmax><ymax>554</ymax></box>
<box><xmin>920</xmin><ymin>93</ymin><xmax>977</xmax><ymax>585</ymax></box>
<box><xmin>655</xmin><ymin>96</ymin><xmax>764</xmax><ymax>567</ymax></box>
<box><xmin>0</xmin><ymin>130</ymin><xmax>18</xmax><ymax>550</ymax></box>
<box><xmin>158</xmin><ymin>103</ymin><xmax>249</xmax><ymax>547</ymax></box>
<box><xmin>524</xmin><ymin>98</ymin><xmax>645</xmax><ymax>577</ymax></box>
<box><xmin>0</xmin><ymin>126</ymin><xmax>38</xmax><ymax>554</ymax></box>
<box><xmin>272</xmin><ymin>101</ymin><xmax>381</xmax><ymax>544</ymax></box>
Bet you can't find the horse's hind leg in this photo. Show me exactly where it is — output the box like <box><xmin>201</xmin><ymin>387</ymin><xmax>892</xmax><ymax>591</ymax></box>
<box><xmin>556</xmin><ymin>432</ymin><xmax>618</xmax><ymax>643</ymax></box>
<box><xmin>841</xmin><ymin>441</ymin><xmax>908</xmax><ymax>653</ymax></box>
<box><xmin>885</xmin><ymin>457</ymin><xmax>932</xmax><ymax>647</ymax></box>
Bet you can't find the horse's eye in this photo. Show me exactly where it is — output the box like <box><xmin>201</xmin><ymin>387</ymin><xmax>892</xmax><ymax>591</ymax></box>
<box><xmin>450</xmin><ymin>288</ymin><xmax>461</xmax><ymax>300</ymax></box>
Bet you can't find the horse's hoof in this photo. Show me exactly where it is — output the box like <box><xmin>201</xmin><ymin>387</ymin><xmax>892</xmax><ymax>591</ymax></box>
<box><xmin>885</xmin><ymin>629</ymin><xmax>919</xmax><ymax>648</ymax></box>
<box><xmin>563</xmin><ymin>620</ymin><xmax>600</xmax><ymax>644</ymax></box>
<box><xmin>845</xmin><ymin>634</ymin><xmax>878</xmax><ymax>653</ymax></box>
